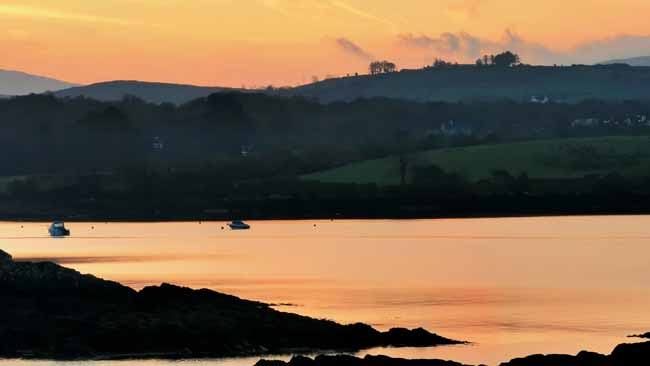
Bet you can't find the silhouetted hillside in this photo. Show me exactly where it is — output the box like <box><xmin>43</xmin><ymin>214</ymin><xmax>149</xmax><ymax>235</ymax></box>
<box><xmin>280</xmin><ymin>65</ymin><xmax>650</xmax><ymax>103</ymax></box>
<box><xmin>49</xmin><ymin>65</ymin><xmax>650</xmax><ymax>105</ymax></box>
<box><xmin>55</xmin><ymin>81</ymin><xmax>241</xmax><ymax>104</ymax></box>
<box><xmin>0</xmin><ymin>69</ymin><xmax>77</xmax><ymax>96</ymax></box>
<box><xmin>601</xmin><ymin>56</ymin><xmax>650</xmax><ymax>67</ymax></box>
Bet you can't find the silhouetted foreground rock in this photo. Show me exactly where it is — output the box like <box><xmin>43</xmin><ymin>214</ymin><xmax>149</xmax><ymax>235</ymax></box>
<box><xmin>500</xmin><ymin>351</ymin><xmax>609</xmax><ymax>365</ymax></box>
<box><xmin>254</xmin><ymin>354</ymin><xmax>469</xmax><ymax>366</ymax></box>
<box><xmin>629</xmin><ymin>332</ymin><xmax>650</xmax><ymax>339</ymax></box>
<box><xmin>0</xmin><ymin>250</ymin><xmax>463</xmax><ymax>359</ymax></box>
<box><xmin>611</xmin><ymin>341</ymin><xmax>650</xmax><ymax>365</ymax></box>
<box><xmin>500</xmin><ymin>341</ymin><xmax>650</xmax><ymax>366</ymax></box>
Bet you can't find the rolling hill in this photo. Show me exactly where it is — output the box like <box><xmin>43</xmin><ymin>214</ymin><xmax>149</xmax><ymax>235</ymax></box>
<box><xmin>49</xmin><ymin>65</ymin><xmax>650</xmax><ymax>105</ymax></box>
<box><xmin>55</xmin><ymin>80</ymin><xmax>241</xmax><ymax>104</ymax></box>
<box><xmin>600</xmin><ymin>56</ymin><xmax>650</xmax><ymax>66</ymax></box>
<box><xmin>280</xmin><ymin>65</ymin><xmax>650</xmax><ymax>104</ymax></box>
<box><xmin>303</xmin><ymin>136</ymin><xmax>650</xmax><ymax>186</ymax></box>
<box><xmin>0</xmin><ymin>69</ymin><xmax>77</xmax><ymax>96</ymax></box>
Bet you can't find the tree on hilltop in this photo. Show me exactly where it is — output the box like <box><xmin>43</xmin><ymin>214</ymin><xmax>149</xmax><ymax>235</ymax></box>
<box><xmin>369</xmin><ymin>61</ymin><xmax>397</xmax><ymax>75</ymax></box>
<box><xmin>476</xmin><ymin>51</ymin><xmax>521</xmax><ymax>67</ymax></box>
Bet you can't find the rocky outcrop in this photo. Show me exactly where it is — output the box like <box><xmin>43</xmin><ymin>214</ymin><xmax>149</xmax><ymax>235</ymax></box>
<box><xmin>254</xmin><ymin>354</ymin><xmax>470</xmax><ymax>366</ymax></box>
<box><xmin>499</xmin><ymin>351</ymin><xmax>609</xmax><ymax>365</ymax></box>
<box><xmin>0</xmin><ymin>250</ymin><xmax>464</xmax><ymax>359</ymax></box>
<box><xmin>0</xmin><ymin>249</ymin><xmax>12</xmax><ymax>265</ymax></box>
<box><xmin>501</xmin><ymin>342</ymin><xmax>650</xmax><ymax>366</ymax></box>
<box><xmin>611</xmin><ymin>341</ymin><xmax>650</xmax><ymax>366</ymax></box>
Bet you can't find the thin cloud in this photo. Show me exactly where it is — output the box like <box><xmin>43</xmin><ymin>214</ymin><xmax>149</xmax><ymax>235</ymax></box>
<box><xmin>260</xmin><ymin>0</ymin><xmax>398</xmax><ymax>31</ymax></box>
<box><xmin>336</xmin><ymin>38</ymin><xmax>373</xmax><ymax>60</ymax></box>
<box><xmin>398</xmin><ymin>32</ymin><xmax>483</xmax><ymax>58</ymax></box>
<box><xmin>328</xmin><ymin>0</ymin><xmax>398</xmax><ymax>31</ymax></box>
<box><xmin>397</xmin><ymin>29</ymin><xmax>650</xmax><ymax>65</ymax></box>
<box><xmin>0</xmin><ymin>4</ymin><xmax>146</xmax><ymax>26</ymax></box>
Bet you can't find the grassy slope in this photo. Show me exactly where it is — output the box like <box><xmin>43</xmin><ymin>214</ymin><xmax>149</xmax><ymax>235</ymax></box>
<box><xmin>303</xmin><ymin>136</ymin><xmax>650</xmax><ymax>185</ymax></box>
<box><xmin>283</xmin><ymin>65</ymin><xmax>650</xmax><ymax>103</ymax></box>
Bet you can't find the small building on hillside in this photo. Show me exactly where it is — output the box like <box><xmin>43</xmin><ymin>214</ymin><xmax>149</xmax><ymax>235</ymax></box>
<box><xmin>530</xmin><ymin>96</ymin><xmax>550</xmax><ymax>104</ymax></box>
<box><xmin>571</xmin><ymin>118</ymin><xmax>599</xmax><ymax>128</ymax></box>
<box><xmin>438</xmin><ymin>120</ymin><xmax>474</xmax><ymax>136</ymax></box>
<box><xmin>241</xmin><ymin>144</ymin><xmax>254</xmax><ymax>157</ymax></box>
<box><xmin>152</xmin><ymin>136</ymin><xmax>165</xmax><ymax>151</ymax></box>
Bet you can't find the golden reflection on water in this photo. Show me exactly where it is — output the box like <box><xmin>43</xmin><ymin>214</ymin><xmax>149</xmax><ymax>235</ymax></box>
<box><xmin>2</xmin><ymin>216</ymin><xmax>650</xmax><ymax>366</ymax></box>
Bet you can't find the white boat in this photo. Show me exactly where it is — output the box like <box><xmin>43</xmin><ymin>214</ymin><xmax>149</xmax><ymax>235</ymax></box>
<box><xmin>48</xmin><ymin>221</ymin><xmax>70</xmax><ymax>237</ymax></box>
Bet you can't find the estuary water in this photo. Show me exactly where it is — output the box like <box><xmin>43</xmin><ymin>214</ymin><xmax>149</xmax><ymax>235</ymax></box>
<box><xmin>1</xmin><ymin>216</ymin><xmax>649</xmax><ymax>366</ymax></box>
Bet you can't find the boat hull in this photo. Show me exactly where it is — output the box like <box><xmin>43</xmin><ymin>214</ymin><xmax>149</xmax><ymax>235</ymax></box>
<box><xmin>228</xmin><ymin>224</ymin><xmax>250</xmax><ymax>230</ymax></box>
<box><xmin>49</xmin><ymin>228</ymin><xmax>70</xmax><ymax>237</ymax></box>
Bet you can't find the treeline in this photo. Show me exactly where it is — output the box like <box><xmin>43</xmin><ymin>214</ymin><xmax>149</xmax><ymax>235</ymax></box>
<box><xmin>5</xmin><ymin>161</ymin><xmax>650</xmax><ymax>220</ymax></box>
<box><xmin>370</xmin><ymin>51</ymin><xmax>522</xmax><ymax>73</ymax></box>
<box><xmin>2</xmin><ymin>93</ymin><xmax>650</xmax><ymax>177</ymax></box>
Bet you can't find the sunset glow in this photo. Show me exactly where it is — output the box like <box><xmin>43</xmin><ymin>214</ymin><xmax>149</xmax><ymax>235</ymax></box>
<box><xmin>2</xmin><ymin>0</ymin><xmax>650</xmax><ymax>86</ymax></box>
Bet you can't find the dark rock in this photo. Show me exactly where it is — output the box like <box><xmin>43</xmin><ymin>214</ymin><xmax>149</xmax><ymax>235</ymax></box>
<box><xmin>256</xmin><ymin>354</ymin><xmax>471</xmax><ymax>366</ymax></box>
<box><xmin>255</xmin><ymin>360</ymin><xmax>288</xmax><ymax>366</ymax></box>
<box><xmin>500</xmin><ymin>354</ymin><xmax>577</xmax><ymax>366</ymax></box>
<box><xmin>629</xmin><ymin>332</ymin><xmax>650</xmax><ymax>339</ymax></box>
<box><xmin>289</xmin><ymin>355</ymin><xmax>316</xmax><ymax>366</ymax></box>
<box><xmin>611</xmin><ymin>341</ymin><xmax>650</xmax><ymax>366</ymax></box>
<box><xmin>363</xmin><ymin>354</ymin><xmax>466</xmax><ymax>365</ymax></box>
<box><xmin>575</xmin><ymin>351</ymin><xmax>611</xmax><ymax>365</ymax></box>
<box><xmin>0</xmin><ymin>249</ymin><xmax>464</xmax><ymax>359</ymax></box>
<box><xmin>382</xmin><ymin>327</ymin><xmax>463</xmax><ymax>347</ymax></box>
<box><xmin>0</xmin><ymin>249</ymin><xmax>12</xmax><ymax>265</ymax></box>
<box><xmin>500</xmin><ymin>350</ymin><xmax>609</xmax><ymax>366</ymax></box>
<box><xmin>314</xmin><ymin>354</ymin><xmax>362</xmax><ymax>366</ymax></box>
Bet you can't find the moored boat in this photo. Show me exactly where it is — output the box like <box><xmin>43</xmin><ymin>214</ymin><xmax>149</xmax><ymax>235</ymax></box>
<box><xmin>48</xmin><ymin>221</ymin><xmax>70</xmax><ymax>237</ymax></box>
<box><xmin>228</xmin><ymin>220</ymin><xmax>250</xmax><ymax>230</ymax></box>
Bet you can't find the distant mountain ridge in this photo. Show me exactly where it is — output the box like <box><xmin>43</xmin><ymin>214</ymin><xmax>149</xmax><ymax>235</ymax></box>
<box><xmin>55</xmin><ymin>80</ymin><xmax>242</xmax><ymax>104</ymax></box>
<box><xmin>0</xmin><ymin>69</ymin><xmax>77</xmax><ymax>96</ymax></box>
<box><xmin>600</xmin><ymin>56</ymin><xmax>650</xmax><ymax>66</ymax></box>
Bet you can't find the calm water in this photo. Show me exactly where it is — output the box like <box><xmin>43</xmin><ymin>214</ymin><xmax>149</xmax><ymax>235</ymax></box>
<box><xmin>1</xmin><ymin>216</ymin><xmax>650</xmax><ymax>366</ymax></box>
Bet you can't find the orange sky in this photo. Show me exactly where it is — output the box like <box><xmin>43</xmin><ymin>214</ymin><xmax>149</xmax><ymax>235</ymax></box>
<box><xmin>2</xmin><ymin>0</ymin><xmax>650</xmax><ymax>87</ymax></box>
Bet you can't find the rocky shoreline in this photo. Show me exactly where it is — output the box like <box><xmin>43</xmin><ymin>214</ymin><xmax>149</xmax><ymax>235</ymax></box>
<box><xmin>0</xmin><ymin>249</ymin><xmax>463</xmax><ymax>360</ymax></box>
<box><xmin>252</xmin><ymin>341</ymin><xmax>650</xmax><ymax>366</ymax></box>
<box><xmin>1</xmin><ymin>248</ymin><xmax>648</xmax><ymax>365</ymax></box>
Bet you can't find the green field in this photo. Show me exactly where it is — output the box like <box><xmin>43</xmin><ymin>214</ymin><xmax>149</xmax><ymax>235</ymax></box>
<box><xmin>303</xmin><ymin>136</ymin><xmax>650</xmax><ymax>185</ymax></box>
